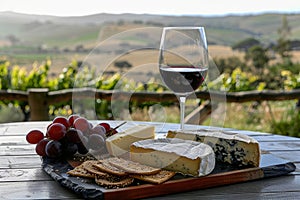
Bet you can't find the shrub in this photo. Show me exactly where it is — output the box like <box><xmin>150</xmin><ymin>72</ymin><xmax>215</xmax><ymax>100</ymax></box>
<box><xmin>271</xmin><ymin>103</ymin><xmax>300</xmax><ymax>138</ymax></box>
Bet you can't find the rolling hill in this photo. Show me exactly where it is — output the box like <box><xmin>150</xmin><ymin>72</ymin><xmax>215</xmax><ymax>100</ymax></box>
<box><xmin>1</xmin><ymin>11</ymin><xmax>300</xmax><ymax>48</ymax></box>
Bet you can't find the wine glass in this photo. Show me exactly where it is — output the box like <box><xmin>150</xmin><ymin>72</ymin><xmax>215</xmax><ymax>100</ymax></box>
<box><xmin>159</xmin><ymin>27</ymin><xmax>209</xmax><ymax>130</ymax></box>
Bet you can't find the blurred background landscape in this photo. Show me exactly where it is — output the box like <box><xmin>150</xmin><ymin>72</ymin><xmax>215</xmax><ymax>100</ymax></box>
<box><xmin>1</xmin><ymin>11</ymin><xmax>300</xmax><ymax>70</ymax></box>
<box><xmin>1</xmin><ymin>1</ymin><xmax>300</xmax><ymax>137</ymax></box>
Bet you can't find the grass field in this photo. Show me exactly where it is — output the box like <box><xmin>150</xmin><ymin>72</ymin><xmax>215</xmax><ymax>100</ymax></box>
<box><xmin>202</xmin><ymin>100</ymin><xmax>298</xmax><ymax>133</ymax></box>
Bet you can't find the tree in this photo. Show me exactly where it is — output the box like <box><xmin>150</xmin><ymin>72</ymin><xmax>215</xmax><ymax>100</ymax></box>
<box><xmin>245</xmin><ymin>45</ymin><xmax>269</xmax><ymax>74</ymax></box>
<box><xmin>274</xmin><ymin>15</ymin><xmax>292</xmax><ymax>62</ymax></box>
<box><xmin>232</xmin><ymin>38</ymin><xmax>261</xmax><ymax>52</ymax></box>
<box><xmin>114</xmin><ymin>61</ymin><xmax>132</xmax><ymax>71</ymax></box>
<box><xmin>6</xmin><ymin>34</ymin><xmax>20</xmax><ymax>45</ymax></box>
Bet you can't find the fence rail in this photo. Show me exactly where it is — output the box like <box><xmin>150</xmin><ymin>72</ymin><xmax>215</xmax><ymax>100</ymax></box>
<box><xmin>1</xmin><ymin>88</ymin><xmax>300</xmax><ymax>121</ymax></box>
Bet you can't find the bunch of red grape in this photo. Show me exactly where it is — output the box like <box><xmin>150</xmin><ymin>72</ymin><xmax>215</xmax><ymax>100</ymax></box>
<box><xmin>26</xmin><ymin>115</ymin><xmax>118</xmax><ymax>159</ymax></box>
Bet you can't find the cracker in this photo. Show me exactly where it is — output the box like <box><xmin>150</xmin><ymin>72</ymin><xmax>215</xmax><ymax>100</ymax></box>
<box><xmin>131</xmin><ymin>170</ymin><xmax>176</xmax><ymax>184</ymax></box>
<box><xmin>82</xmin><ymin>160</ymin><xmax>108</xmax><ymax>177</ymax></box>
<box><xmin>93</xmin><ymin>160</ymin><xmax>127</xmax><ymax>176</ymax></box>
<box><xmin>107</xmin><ymin>157</ymin><xmax>161</xmax><ymax>175</ymax></box>
<box><xmin>95</xmin><ymin>175</ymin><xmax>134</xmax><ymax>188</ymax></box>
<box><xmin>67</xmin><ymin>163</ymin><xmax>95</xmax><ymax>178</ymax></box>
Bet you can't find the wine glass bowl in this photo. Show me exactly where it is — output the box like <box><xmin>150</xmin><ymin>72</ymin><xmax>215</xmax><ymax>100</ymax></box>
<box><xmin>159</xmin><ymin>27</ymin><xmax>209</xmax><ymax>129</ymax></box>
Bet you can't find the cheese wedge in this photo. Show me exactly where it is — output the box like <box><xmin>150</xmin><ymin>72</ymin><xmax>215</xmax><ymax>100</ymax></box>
<box><xmin>130</xmin><ymin>138</ymin><xmax>215</xmax><ymax>177</ymax></box>
<box><xmin>167</xmin><ymin>130</ymin><xmax>260</xmax><ymax>167</ymax></box>
<box><xmin>106</xmin><ymin>125</ymin><xmax>155</xmax><ymax>157</ymax></box>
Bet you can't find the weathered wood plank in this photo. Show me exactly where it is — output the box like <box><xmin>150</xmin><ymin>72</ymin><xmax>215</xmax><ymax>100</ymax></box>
<box><xmin>1</xmin><ymin>133</ymin><xmax>298</xmax><ymax>146</ymax></box>
<box><xmin>0</xmin><ymin>168</ymin><xmax>51</xmax><ymax>182</ymax></box>
<box><xmin>147</xmin><ymin>191</ymin><xmax>300</xmax><ymax>200</ymax></box>
<box><xmin>270</xmin><ymin>151</ymin><xmax>300</xmax><ymax>162</ymax></box>
<box><xmin>0</xmin><ymin>136</ymin><xmax>29</xmax><ymax>145</ymax></box>
<box><xmin>0</xmin><ymin>145</ymin><xmax>35</xmax><ymax>156</ymax></box>
<box><xmin>0</xmin><ymin>90</ymin><xmax>28</xmax><ymax>101</ymax></box>
<box><xmin>259</xmin><ymin>141</ymin><xmax>300</xmax><ymax>151</ymax></box>
<box><xmin>222</xmin><ymin>129</ymin><xmax>271</xmax><ymax>136</ymax></box>
<box><xmin>195</xmin><ymin>89</ymin><xmax>300</xmax><ymax>102</ymax></box>
<box><xmin>47</xmin><ymin>88</ymin><xmax>300</xmax><ymax>103</ymax></box>
<box><xmin>0</xmin><ymin>122</ymin><xmax>48</xmax><ymax>136</ymax></box>
<box><xmin>2</xmin><ymin>88</ymin><xmax>300</xmax><ymax>105</ymax></box>
<box><xmin>0</xmin><ymin>121</ymin><xmax>298</xmax><ymax>200</ymax></box>
<box><xmin>28</xmin><ymin>88</ymin><xmax>50</xmax><ymax>121</ymax></box>
<box><xmin>146</xmin><ymin>175</ymin><xmax>300</xmax><ymax>200</ymax></box>
<box><xmin>0</xmin><ymin>181</ymin><xmax>81</xmax><ymax>199</ymax></box>
<box><xmin>0</xmin><ymin>155</ymin><xmax>42</xmax><ymax>169</ymax></box>
<box><xmin>252</xmin><ymin>134</ymin><xmax>300</xmax><ymax>142</ymax></box>
<box><xmin>0</xmin><ymin>175</ymin><xmax>299</xmax><ymax>200</ymax></box>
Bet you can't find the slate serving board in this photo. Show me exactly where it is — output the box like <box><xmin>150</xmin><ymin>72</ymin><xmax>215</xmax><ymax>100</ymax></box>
<box><xmin>42</xmin><ymin>154</ymin><xmax>296</xmax><ymax>200</ymax></box>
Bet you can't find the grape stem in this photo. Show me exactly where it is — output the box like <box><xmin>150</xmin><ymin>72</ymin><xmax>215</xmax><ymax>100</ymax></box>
<box><xmin>113</xmin><ymin>121</ymin><xmax>127</xmax><ymax>130</ymax></box>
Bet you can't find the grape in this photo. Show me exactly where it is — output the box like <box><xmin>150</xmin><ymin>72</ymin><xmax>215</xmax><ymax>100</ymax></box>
<box><xmin>77</xmin><ymin>142</ymin><xmax>89</xmax><ymax>154</ymax></box>
<box><xmin>26</xmin><ymin>130</ymin><xmax>44</xmax><ymax>144</ymax></box>
<box><xmin>63</xmin><ymin>142</ymin><xmax>78</xmax><ymax>156</ymax></box>
<box><xmin>87</xmin><ymin>134</ymin><xmax>105</xmax><ymax>150</ymax></box>
<box><xmin>47</xmin><ymin>123</ymin><xmax>66</xmax><ymax>141</ymax></box>
<box><xmin>99</xmin><ymin>122</ymin><xmax>110</xmax><ymax>132</ymax></box>
<box><xmin>76</xmin><ymin>134</ymin><xmax>89</xmax><ymax>154</ymax></box>
<box><xmin>73</xmin><ymin>117</ymin><xmax>90</xmax><ymax>134</ymax></box>
<box><xmin>89</xmin><ymin>122</ymin><xmax>94</xmax><ymax>129</ymax></box>
<box><xmin>26</xmin><ymin>115</ymin><xmax>117</xmax><ymax>158</ymax></box>
<box><xmin>90</xmin><ymin>125</ymin><xmax>106</xmax><ymax>138</ymax></box>
<box><xmin>46</xmin><ymin>123</ymin><xmax>53</xmax><ymax>131</ymax></box>
<box><xmin>35</xmin><ymin>138</ymin><xmax>50</xmax><ymax>156</ymax></box>
<box><xmin>45</xmin><ymin>140</ymin><xmax>63</xmax><ymax>158</ymax></box>
<box><xmin>65</xmin><ymin>128</ymin><xmax>83</xmax><ymax>143</ymax></box>
<box><xmin>46</xmin><ymin>123</ymin><xmax>53</xmax><ymax>138</ymax></box>
<box><xmin>53</xmin><ymin>116</ymin><xmax>70</xmax><ymax>129</ymax></box>
<box><xmin>67</xmin><ymin>114</ymin><xmax>80</xmax><ymax>127</ymax></box>
<box><xmin>80</xmin><ymin>134</ymin><xmax>89</xmax><ymax>145</ymax></box>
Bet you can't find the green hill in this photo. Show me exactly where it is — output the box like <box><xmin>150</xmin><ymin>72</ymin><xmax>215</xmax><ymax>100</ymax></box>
<box><xmin>1</xmin><ymin>11</ymin><xmax>300</xmax><ymax>48</ymax></box>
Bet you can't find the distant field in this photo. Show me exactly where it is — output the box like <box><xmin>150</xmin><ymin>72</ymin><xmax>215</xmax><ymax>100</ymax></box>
<box><xmin>209</xmin><ymin>45</ymin><xmax>244</xmax><ymax>59</ymax></box>
<box><xmin>4</xmin><ymin>45</ymin><xmax>300</xmax><ymax>74</ymax></box>
<box><xmin>4</xmin><ymin>45</ymin><xmax>241</xmax><ymax>78</ymax></box>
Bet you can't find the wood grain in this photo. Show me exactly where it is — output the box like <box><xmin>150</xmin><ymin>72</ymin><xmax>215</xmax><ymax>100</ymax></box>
<box><xmin>104</xmin><ymin>168</ymin><xmax>265</xmax><ymax>200</ymax></box>
<box><xmin>0</xmin><ymin>121</ymin><xmax>299</xmax><ymax>199</ymax></box>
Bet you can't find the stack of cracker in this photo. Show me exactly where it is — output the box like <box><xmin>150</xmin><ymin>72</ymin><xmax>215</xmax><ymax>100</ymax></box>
<box><xmin>67</xmin><ymin>157</ymin><xmax>175</xmax><ymax>188</ymax></box>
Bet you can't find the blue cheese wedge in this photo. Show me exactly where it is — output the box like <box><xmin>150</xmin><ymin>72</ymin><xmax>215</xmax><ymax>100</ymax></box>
<box><xmin>106</xmin><ymin>125</ymin><xmax>155</xmax><ymax>157</ymax></box>
<box><xmin>130</xmin><ymin>138</ymin><xmax>215</xmax><ymax>177</ymax></box>
<box><xmin>167</xmin><ymin>130</ymin><xmax>260</xmax><ymax>167</ymax></box>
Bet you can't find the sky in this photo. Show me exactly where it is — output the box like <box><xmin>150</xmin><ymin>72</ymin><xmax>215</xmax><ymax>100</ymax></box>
<box><xmin>1</xmin><ymin>0</ymin><xmax>300</xmax><ymax>17</ymax></box>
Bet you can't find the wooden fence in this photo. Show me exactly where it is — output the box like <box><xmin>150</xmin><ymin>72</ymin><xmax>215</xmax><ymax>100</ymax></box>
<box><xmin>1</xmin><ymin>88</ymin><xmax>300</xmax><ymax>122</ymax></box>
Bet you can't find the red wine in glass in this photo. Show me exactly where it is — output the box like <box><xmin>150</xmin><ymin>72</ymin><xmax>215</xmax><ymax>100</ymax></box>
<box><xmin>160</xmin><ymin>65</ymin><xmax>207</xmax><ymax>95</ymax></box>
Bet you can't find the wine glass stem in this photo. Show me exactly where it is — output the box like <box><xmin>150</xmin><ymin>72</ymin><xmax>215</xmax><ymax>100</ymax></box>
<box><xmin>179</xmin><ymin>96</ymin><xmax>186</xmax><ymax>130</ymax></box>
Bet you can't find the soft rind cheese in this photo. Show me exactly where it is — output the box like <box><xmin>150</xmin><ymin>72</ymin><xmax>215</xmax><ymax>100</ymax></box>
<box><xmin>106</xmin><ymin>125</ymin><xmax>155</xmax><ymax>157</ymax></box>
<box><xmin>130</xmin><ymin>138</ymin><xmax>215</xmax><ymax>177</ymax></box>
<box><xmin>167</xmin><ymin>130</ymin><xmax>260</xmax><ymax>167</ymax></box>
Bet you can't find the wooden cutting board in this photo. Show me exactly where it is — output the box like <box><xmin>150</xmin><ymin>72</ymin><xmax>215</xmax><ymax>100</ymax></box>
<box><xmin>42</xmin><ymin>154</ymin><xmax>296</xmax><ymax>200</ymax></box>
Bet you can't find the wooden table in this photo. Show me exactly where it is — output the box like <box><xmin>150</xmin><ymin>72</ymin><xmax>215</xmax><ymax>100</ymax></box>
<box><xmin>0</xmin><ymin>121</ymin><xmax>299</xmax><ymax>199</ymax></box>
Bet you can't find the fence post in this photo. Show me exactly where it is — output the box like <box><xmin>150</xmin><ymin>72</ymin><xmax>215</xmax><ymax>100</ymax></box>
<box><xmin>28</xmin><ymin>88</ymin><xmax>49</xmax><ymax>121</ymax></box>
